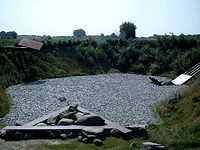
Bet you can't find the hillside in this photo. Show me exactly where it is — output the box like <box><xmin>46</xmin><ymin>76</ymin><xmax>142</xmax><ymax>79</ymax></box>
<box><xmin>149</xmin><ymin>76</ymin><xmax>200</xmax><ymax>149</ymax></box>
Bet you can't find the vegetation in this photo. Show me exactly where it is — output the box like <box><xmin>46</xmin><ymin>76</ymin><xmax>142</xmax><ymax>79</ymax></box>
<box><xmin>120</xmin><ymin>22</ymin><xmax>137</xmax><ymax>39</ymax></box>
<box><xmin>73</xmin><ymin>29</ymin><xmax>86</xmax><ymax>38</ymax></box>
<box><xmin>0</xmin><ymin>87</ymin><xmax>11</xmax><ymax>117</ymax></box>
<box><xmin>24</xmin><ymin>137</ymin><xmax>146</xmax><ymax>150</ymax></box>
<box><xmin>0</xmin><ymin>32</ymin><xmax>199</xmax><ymax>118</ymax></box>
<box><xmin>0</xmin><ymin>31</ymin><xmax>17</xmax><ymax>39</ymax></box>
<box><xmin>148</xmin><ymin>77</ymin><xmax>200</xmax><ymax>150</ymax></box>
<box><xmin>0</xmin><ymin>23</ymin><xmax>200</xmax><ymax>149</ymax></box>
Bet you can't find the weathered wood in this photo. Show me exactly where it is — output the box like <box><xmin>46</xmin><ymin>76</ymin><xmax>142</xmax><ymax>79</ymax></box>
<box><xmin>3</xmin><ymin>125</ymin><xmax>113</xmax><ymax>131</ymax></box>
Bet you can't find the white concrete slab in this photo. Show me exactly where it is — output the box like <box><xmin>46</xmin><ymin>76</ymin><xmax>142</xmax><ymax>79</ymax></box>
<box><xmin>172</xmin><ymin>74</ymin><xmax>192</xmax><ymax>85</ymax></box>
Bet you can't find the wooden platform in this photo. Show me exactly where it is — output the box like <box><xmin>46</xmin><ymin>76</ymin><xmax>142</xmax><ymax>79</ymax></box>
<box><xmin>3</xmin><ymin>106</ymin><xmax>131</xmax><ymax>134</ymax></box>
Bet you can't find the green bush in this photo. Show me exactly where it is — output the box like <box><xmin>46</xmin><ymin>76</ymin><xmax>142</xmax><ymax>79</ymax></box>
<box><xmin>192</xmin><ymin>95</ymin><xmax>200</xmax><ymax>103</ymax></box>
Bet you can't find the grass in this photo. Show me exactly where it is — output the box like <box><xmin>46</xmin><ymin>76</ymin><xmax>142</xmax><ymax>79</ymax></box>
<box><xmin>148</xmin><ymin>77</ymin><xmax>200</xmax><ymax>150</ymax></box>
<box><xmin>34</xmin><ymin>137</ymin><xmax>146</xmax><ymax>150</ymax></box>
<box><xmin>0</xmin><ymin>87</ymin><xmax>11</xmax><ymax>118</ymax></box>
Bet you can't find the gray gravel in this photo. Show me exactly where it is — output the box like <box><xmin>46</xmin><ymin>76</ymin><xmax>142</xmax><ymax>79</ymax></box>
<box><xmin>2</xmin><ymin>73</ymin><xmax>187</xmax><ymax>126</ymax></box>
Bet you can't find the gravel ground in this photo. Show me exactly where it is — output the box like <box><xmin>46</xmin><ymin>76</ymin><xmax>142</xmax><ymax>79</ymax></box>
<box><xmin>2</xmin><ymin>73</ymin><xmax>187</xmax><ymax>126</ymax></box>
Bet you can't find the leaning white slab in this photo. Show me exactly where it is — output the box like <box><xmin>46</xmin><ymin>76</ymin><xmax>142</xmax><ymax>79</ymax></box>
<box><xmin>172</xmin><ymin>74</ymin><xmax>192</xmax><ymax>85</ymax></box>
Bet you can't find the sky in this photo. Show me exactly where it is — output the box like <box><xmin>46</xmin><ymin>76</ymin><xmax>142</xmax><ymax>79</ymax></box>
<box><xmin>0</xmin><ymin>0</ymin><xmax>200</xmax><ymax>37</ymax></box>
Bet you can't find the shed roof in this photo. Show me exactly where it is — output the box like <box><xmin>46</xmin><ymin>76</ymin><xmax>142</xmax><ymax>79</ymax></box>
<box><xmin>18</xmin><ymin>38</ymin><xmax>43</xmax><ymax>50</ymax></box>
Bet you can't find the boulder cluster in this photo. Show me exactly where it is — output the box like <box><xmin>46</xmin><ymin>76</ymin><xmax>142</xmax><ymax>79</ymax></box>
<box><xmin>37</xmin><ymin>104</ymin><xmax>105</xmax><ymax>127</ymax></box>
<box><xmin>0</xmin><ymin>104</ymin><xmax>166</xmax><ymax>149</ymax></box>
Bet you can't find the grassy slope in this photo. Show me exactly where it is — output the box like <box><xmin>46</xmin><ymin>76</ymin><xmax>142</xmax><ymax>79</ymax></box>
<box><xmin>148</xmin><ymin>75</ymin><xmax>200</xmax><ymax>150</ymax></box>
<box><xmin>0</xmin><ymin>87</ymin><xmax>11</xmax><ymax>118</ymax></box>
<box><xmin>0</xmin><ymin>47</ymin><xmax>86</xmax><ymax>118</ymax></box>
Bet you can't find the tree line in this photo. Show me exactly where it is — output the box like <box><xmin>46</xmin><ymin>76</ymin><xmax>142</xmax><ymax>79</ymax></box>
<box><xmin>0</xmin><ymin>22</ymin><xmax>199</xmax><ymax>89</ymax></box>
<box><xmin>0</xmin><ymin>31</ymin><xmax>17</xmax><ymax>39</ymax></box>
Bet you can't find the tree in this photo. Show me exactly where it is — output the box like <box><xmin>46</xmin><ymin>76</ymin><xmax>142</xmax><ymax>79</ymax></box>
<box><xmin>119</xmin><ymin>22</ymin><xmax>136</xmax><ymax>39</ymax></box>
<box><xmin>111</xmin><ymin>33</ymin><xmax>118</xmax><ymax>39</ymax></box>
<box><xmin>100</xmin><ymin>33</ymin><xmax>105</xmax><ymax>40</ymax></box>
<box><xmin>73</xmin><ymin>29</ymin><xmax>86</xmax><ymax>38</ymax></box>
<box><xmin>0</xmin><ymin>31</ymin><xmax>17</xmax><ymax>39</ymax></box>
<box><xmin>7</xmin><ymin>31</ymin><xmax>17</xmax><ymax>39</ymax></box>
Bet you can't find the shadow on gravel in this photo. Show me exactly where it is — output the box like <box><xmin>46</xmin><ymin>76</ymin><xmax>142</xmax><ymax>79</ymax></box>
<box><xmin>22</xmin><ymin>81</ymin><xmax>46</xmax><ymax>86</ymax></box>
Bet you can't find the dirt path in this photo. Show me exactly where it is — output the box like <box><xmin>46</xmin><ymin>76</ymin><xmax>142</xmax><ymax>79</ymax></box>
<box><xmin>0</xmin><ymin>138</ymin><xmax>74</xmax><ymax>150</ymax></box>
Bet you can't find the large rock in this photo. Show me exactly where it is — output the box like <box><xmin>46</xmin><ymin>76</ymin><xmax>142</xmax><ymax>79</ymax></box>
<box><xmin>24</xmin><ymin>133</ymin><xmax>32</xmax><ymax>140</ymax></box>
<box><xmin>130</xmin><ymin>142</ymin><xmax>137</xmax><ymax>147</ymax></box>
<box><xmin>57</xmin><ymin>110</ymin><xmax>69</xmax><ymax>119</ymax></box>
<box><xmin>78</xmin><ymin>135</ymin><xmax>83</xmax><ymax>142</ymax></box>
<box><xmin>93</xmin><ymin>138</ymin><xmax>103</xmax><ymax>146</ymax></box>
<box><xmin>142</xmin><ymin>142</ymin><xmax>167</xmax><ymax>150</ymax></box>
<box><xmin>57</xmin><ymin>118</ymin><xmax>74</xmax><ymax>125</ymax></box>
<box><xmin>75</xmin><ymin>112</ymin><xmax>84</xmax><ymax>119</ymax></box>
<box><xmin>60</xmin><ymin>133</ymin><xmax>67</xmax><ymax>140</ymax></box>
<box><xmin>0</xmin><ymin>129</ymin><xmax>7</xmax><ymax>139</ymax></box>
<box><xmin>14</xmin><ymin>131</ymin><xmax>24</xmax><ymax>140</ymax></box>
<box><xmin>82</xmin><ymin>137</ymin><xmax>90</xmax><ymax>144</ymax></box>
<box><xmin>82</xmin><ymin>127</ymin><xmax>104</xmax><ymax>139</ymax></box>
<box><xmin>110</xmin><ymin>128</ymin><xmax>122</xmax><ymax>137</ymax></box>
<box><xmin>58</xmin><ymin>111</ymin><xmax>76</xmax><ymax>120</ymax></box>
<box><xmin>15</xmin><ymin>120</ymin><xmax>27</xmax><ymax>126</ymax></box>
<box><xmin>47</xmin><ymin>114</ymin><xmax>59</xmax><ymax>125</ymax></box>
<box><xmin>75</xmin><ymin>115</ymin><xmax>105</xmax><ymax>126</ymax></box>
<box><xmin>58</xmin><ymin>97</ymin><xmax>66</xmax><ymax>102</ymax></box>
<box><xmin>68</xmin><ymin>104</ymin><xmax>78</xmax><ymax>112</ymax></box>
<box><xmin>35</xmin><ymin>123</ymin><xmax>47</xmax><ymax>126</ymax></box>
<box><xmin>126</xmin><ymin>125</ymin><xmax>148</xmax><ymax>139</ymax></box>
<box><xmin>67</xmin><ymin>131</ymin><xmax>79</xmax><ymax>138</ymax></box>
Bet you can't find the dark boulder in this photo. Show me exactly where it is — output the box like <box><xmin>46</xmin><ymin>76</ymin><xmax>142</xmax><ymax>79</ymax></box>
<box><xmin>68</xmin><ymin>104</ymin><xmax>78</xmax><ymax>112</ymax></box>
<box><xmin>82</xmin><ymin>127</ymin><xmax>104</xmax><ymax>139</ymax></box>
<box><xmin>110</xmin><ymin>128</ymin><xmax>122</xmax><ymax>137</ymax></box>
<box><xmin>57</xmin><ymin>118</ymin><xmax>74</xmax><ymax>126</ymax></box>
<box><xmin>75</xmin><ymin>115</ymin><xmax>105</xmax><ymax>126</ymax></box>
<box><xmin>47</xmin><ymin>114</ymin><xmax>59</xmax><ymax>125</ymax></box>
<box><xmin>60</xmin><ymin>133</ymin><xmax>67</xmax><ymax>140</ymax></box>
<box><xmin>93</xmin><ymin>139</ymin><xmax>103</xmax><ymax>146</ymax></box>
<box><xmin>126</xmin><ymin>125</ymin><xmax>148</xmax><ymax>139</ymax></box>
<box><xmin>58</xmin><ymin>97</ymin><xmax>66</xmax><ymax>102</ymax></box>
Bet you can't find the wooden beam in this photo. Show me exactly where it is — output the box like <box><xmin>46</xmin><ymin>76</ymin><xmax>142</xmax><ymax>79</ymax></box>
<box><xmin>3</xmin><ymin>125</ymin><xmax>113</xmax><ymax>131</ymax></box>
<box><xmin>23</xmin><ymin>106</ymin><xmax>69</xmax><ymax>127</ymax></box>
<box><xmin>4</xmin><ymin>106</ymin><xmax>131</xmax><ymax>134</ymax></box>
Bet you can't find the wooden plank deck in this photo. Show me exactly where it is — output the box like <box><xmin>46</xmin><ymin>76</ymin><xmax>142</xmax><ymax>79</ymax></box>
<box><xmin>3</xmin><ymin>106</ymin><xmax>131</xmax><ymax>134</ymax></box>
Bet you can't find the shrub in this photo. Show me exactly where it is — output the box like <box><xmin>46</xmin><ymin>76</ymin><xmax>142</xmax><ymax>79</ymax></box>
<box><xmin>192</xmin><ymin>95</ymin><xmax>200</xmax><ymax>103</ymax></box>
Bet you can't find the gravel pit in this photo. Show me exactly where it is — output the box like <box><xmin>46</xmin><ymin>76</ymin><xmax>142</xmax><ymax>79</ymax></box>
<box><xmin>1</xmin><ymin>73</ymin><xmax>187</xmax><ymax>126</ymax></box>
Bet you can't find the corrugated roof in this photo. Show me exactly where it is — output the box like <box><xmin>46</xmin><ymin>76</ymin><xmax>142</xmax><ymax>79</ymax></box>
<box><xmin>18</xmin><ymin>38</ymin><xmax>43</xmax><ymax>50</ymax></box>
